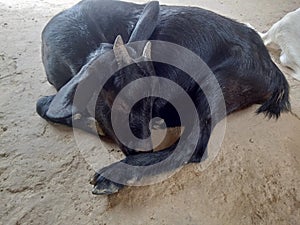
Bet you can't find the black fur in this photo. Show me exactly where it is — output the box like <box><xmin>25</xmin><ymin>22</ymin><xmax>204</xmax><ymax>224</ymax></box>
<box><xmin>36</xmin><ymin>0</ymin><xmax>290</xmax><ymax>194</ymax></box>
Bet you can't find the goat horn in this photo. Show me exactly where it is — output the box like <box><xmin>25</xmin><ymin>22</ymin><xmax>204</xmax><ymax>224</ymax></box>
<box><xmin>142</xmin><ymin>41</ymin><xmax>152</xmax><ymax>59</ymax></box>
<box><xmin>113</xmin><ymin>35</ymin><xmax>133</xmax><ymax>68</ymax></box>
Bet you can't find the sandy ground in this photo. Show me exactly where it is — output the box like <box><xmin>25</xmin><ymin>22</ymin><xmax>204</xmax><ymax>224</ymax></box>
<box><xmin>0</xmin><ymin>0</ymin><xmax>300</xmax><ymax>224</ymax></box>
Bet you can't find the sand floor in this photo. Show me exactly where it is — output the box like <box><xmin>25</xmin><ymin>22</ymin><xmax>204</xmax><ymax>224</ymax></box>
<box><xmin>0</xmin><ymin>0</ymin><xmax>299</xmax><ymax>224</ymax></box>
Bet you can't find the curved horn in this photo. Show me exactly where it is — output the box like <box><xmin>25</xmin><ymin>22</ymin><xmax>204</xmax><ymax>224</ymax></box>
<box><xmin>142</xmin><ymin>41</ymin><xmax>152</xmax><ymax>59</ymax></box>
<box><xmin>113</xmin><ymin>35</ymin><xmax>133</xmax><ymax>68</ymax></box>
<box><xmin>113</xmin><ymin>34</ymin><xmax>125</xmax><ymax>48</ymax></box>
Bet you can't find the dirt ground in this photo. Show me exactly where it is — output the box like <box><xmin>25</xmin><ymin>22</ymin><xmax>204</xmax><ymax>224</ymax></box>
<box><xmin>0</xmin><ymin>0</ymin><xmax>299</xmax><ymax>224</ymax></box>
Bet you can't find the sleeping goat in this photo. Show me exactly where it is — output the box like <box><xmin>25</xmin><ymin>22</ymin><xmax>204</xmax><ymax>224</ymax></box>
<box><xmin>36</xmin><ymin>0</ymin><xmax>290</xmax><ymax>194</ymax></box>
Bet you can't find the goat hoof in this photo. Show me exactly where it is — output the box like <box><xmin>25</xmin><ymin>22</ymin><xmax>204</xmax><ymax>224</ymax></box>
<box><xmin>90</xmin><ymin>171</ymin><xmax>123</xmax><ymax>195</ymax></box>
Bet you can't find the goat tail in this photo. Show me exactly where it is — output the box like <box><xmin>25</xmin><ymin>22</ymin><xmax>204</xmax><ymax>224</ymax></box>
<box><xmin>256</xmin><ymin>66</ymin><xmax>291</xmax><ymax>119</ymax></box>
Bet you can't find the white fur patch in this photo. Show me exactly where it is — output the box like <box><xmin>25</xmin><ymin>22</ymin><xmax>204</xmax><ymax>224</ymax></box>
<box><xmin>261</xmin><ymin>8</ymin><xmax>300</xmax><ymax>81</ymax></box>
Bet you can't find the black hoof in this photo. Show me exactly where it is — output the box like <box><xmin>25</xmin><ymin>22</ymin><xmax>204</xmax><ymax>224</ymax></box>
<box><xmin>90</xmin><ymin>172</ymin><xmax>124</xmax><ymax>195</ymax></box>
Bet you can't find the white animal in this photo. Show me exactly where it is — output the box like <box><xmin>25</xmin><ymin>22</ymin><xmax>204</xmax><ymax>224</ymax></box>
<box><xmin>261</xmin><ymin>8</ymin><xmax>300</xmax><ymax>81</ymax></box>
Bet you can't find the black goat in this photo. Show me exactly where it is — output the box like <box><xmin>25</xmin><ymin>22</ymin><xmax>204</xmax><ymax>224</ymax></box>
<box><xmin>36</xmin><ymin>0</ymin><xmax>290</xmax><ymax>194</ymax></box>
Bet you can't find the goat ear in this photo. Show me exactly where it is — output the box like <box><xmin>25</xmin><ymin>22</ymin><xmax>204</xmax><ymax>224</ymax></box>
<box><xmin>46</xmin><ymin>80</ymin><xmax>77</xmax><ymax>119</ymax></box>
<box><xmin>113</xmin><ymin>35</ymin><xmax>133</xmax><ymax>68</ymax></box>
<box><xmin>142</xmin><ymin>41</ymin><xmax>152</xmax><ymax>59</ymax></box>
<box><xmin>46</xmin><ymin>56</ymin><xmax>108</xmax><ymax>119</ymax></box>
<box><xmin>128</xmin><ymin>1</ymin><xmax>160</xmax><ymax>43</ymax></box>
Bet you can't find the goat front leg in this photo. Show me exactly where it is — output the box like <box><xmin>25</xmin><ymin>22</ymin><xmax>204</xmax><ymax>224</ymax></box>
<box><xmin>90</xmin><ymin>122</ymin><xmax>211</xmax><ymax>195</ymax></box>
<box><xmin>90</xmin><ymin>145</ymin><xmax>178</xmax><ymax>195</ymax></box>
